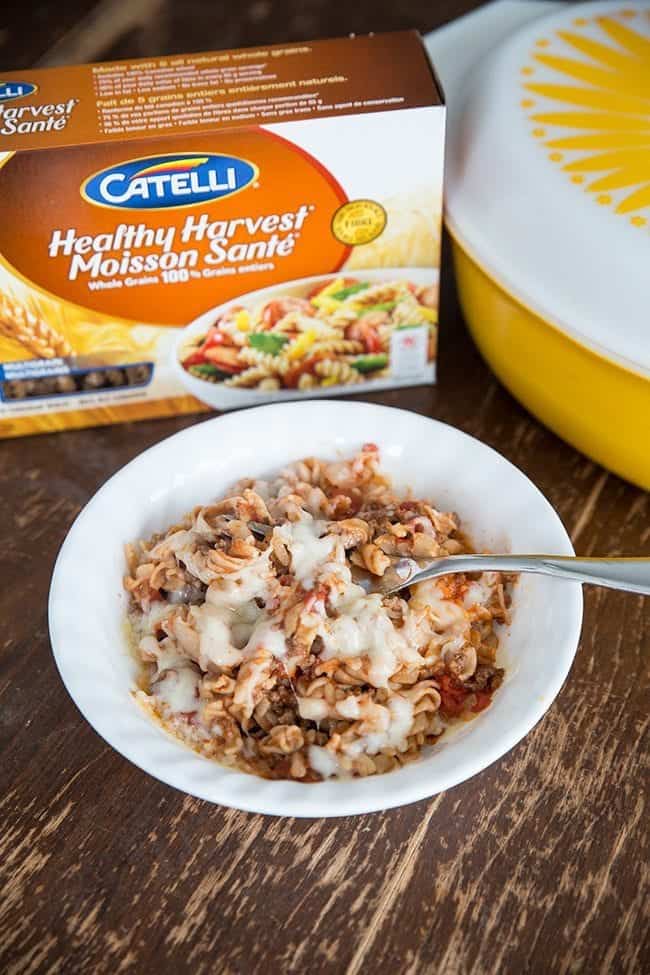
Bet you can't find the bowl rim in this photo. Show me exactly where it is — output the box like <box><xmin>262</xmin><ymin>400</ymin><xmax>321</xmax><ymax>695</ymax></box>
<box><xmin>48</xmin><ymin>401</ymin><xmax>583</xmax><ymax>817</ymax></box>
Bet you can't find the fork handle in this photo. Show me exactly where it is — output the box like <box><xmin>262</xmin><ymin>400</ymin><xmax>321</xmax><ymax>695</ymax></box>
<box><xmin>408</xmin><ymin>555</ymin><xmax>650</xmax><ymax>595</ymax></box>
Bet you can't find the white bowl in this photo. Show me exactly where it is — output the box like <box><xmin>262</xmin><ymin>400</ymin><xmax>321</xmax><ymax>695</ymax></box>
<box><xmin>48</xmin><ymin>402</ymin><xmax>582</xmax><ymax>817</ymax></box>
<box><xmin>171</xmin><ymin>267</ymin><xmax>436</xmax><ymax>409</ymax></box>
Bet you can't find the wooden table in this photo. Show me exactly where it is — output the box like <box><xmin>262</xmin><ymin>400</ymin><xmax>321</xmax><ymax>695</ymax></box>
<box><xmin>2</xmin><ymin>2</ymin><xmax>648</xmax><ymax>972</ymax></box>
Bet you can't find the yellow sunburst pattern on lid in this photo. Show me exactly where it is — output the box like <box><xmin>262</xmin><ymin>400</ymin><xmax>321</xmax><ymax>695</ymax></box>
<box><xmin>520</xmin><ymin>5</ymin><xmax>650</xmax><ymax>223</ymax></box>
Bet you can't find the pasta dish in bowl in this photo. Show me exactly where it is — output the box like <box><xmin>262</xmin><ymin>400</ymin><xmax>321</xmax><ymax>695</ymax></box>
<box><xmin>48</xmin><ymin>401</ymin><xmax>582</xmax><ymax>816</ymax></box>
<box><xmin>125</xmin><ymin>445</ymin><xmax>509</xmax><ymax>781</ymax></box>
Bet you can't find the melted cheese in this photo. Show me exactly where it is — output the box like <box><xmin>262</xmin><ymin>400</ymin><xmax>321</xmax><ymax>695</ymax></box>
<box><xmin>346</xmin><ymin>695</ymin><xmax>414</xmax><ymax>757</ymax></box>
<box><xmin>192</xmin><ymin>604</ymin><xmax>243</xmax><ymax>668</ymax></box>
<box><xmin>298</xmin><ymin>694</ymin><xmax>361</xmax><ymax>723</ymax></box>
<box><xmin>132</xmin><ymin>601</ymin><xmax>169</xmax><ymax>640</ymax></box>
<box><xmin>278</xmin><ymin>517</ymin><xmax>335</xmax><ymax>588</ymax></box>
<box><xmin>245</xmin><ymin>619</ymin><xmax>288</xmax><ymax>658</ymax></box>
<box><xmin>308</xmin><ymin>744</ymin><xmax>344</xmax><ymax>779</ymax></box>
<box><xmin>232</xmin><ymin>652</ymin><xmax>272</xmax><ymax>717</ymax></box>
<box><xmin>308</xmin><ymin>696</ymin><xmax>414</xmax><ymax>774</ymax></box>
<box><xmin>463</xmin><ymin>574</ymin><xmax>499</xmax><ymax>610</ymax></box>
<box><xmin>336</xmin><ymin>696</ymin><xmax>361</xmax><ymax>720</ymax></box>
<box><xmin>321</xmin><ymin>588</ymin><xmax>421</xmax><ymax>688</ymax></box>
<box><xmin>411</xmin><ymin>579</ymin><xmax>469</xmax><ymax>632</ymax></box>
<box><xmin>153</xmin><ymin>667</ymin><xmax>200</xmax><ymax>714</ymax></box>
<box><xmin>206</xmin><ymin>556</ymin><xmax>271</xmax><ymax>612</ymax></box>
<box><xmin>190</xmin><ymin>558</ymin><xmax>276</xmax><ymax>669</ymax></box>
<box><xmin>139</xmin><ymin>635</ymin><xmax>188</xmax><ymax>677</ymax></box>
<box><xmin>298</xmin><ymin>697</ymin><xmax>330</xmax><ymax>722</ymax></box>
<box><xmin>148</xmin><ymin>529</ymin><xmax>194</xmax><ymax>559</ymax></box>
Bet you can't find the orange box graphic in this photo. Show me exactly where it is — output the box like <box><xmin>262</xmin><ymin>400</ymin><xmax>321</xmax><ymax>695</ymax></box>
<box><xmin>0</xmin><ymin>32</ymin><xmax>444</xmax><ymax>436</ymax></box>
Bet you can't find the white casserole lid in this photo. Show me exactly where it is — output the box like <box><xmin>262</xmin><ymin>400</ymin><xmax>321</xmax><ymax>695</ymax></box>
<box><xmin>445</xmin><ymin>0</ymin><xmax>650</xmax><ymax>377</ymax></box>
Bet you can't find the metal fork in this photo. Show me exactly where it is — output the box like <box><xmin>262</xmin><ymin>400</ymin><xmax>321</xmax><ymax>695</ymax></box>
<box><xmin>372</xmin><ymin>554</ymin><xmax>650</xmax><ymax>597</ymax></box>
<box><xmin>245</xmin><ymin>521</ymin><xmax>650</xmax><ymax>597</ymax></box>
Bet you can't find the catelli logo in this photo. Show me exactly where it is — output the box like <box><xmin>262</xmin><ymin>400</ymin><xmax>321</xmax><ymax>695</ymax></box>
<box><xmin>81</xmin><ymin>153</ymin><xmax>258</xmax><ymax>210</ymax></box>
<box><xmin>0</xmin><ymin>81</ymin><xmax>38</xmax><ymax>103</ymax></box>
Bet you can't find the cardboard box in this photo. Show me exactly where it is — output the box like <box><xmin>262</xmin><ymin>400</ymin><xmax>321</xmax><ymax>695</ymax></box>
<box><xmin>0</xmin><ymin>32</ymin><xmax>444</xmax><ymax>436</ymax></box>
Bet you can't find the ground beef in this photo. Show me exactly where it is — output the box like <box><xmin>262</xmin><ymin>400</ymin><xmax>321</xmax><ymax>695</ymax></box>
<box><xmin>463</xmin><ymin>665</ymin><xmax>505</xmax><ymax>692</ymax></box>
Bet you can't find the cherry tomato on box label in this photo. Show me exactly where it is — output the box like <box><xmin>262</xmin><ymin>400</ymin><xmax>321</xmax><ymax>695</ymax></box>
<box><xmin>202</xmin><ymin>327</ymin><xmax>226</xmax><ymax>351</ymax></box>
<box><xmin>204</xmin><ymin>345</ymin><xmax>243</xmax><ymax>373</ymax></box>
<box><xmin>363</xmin><ymin>327</ymin><xmax>382</xmax><ymax>354</ymax></box>
<box><xmin>263</xmin><ymin>297</ymin><xmax>315</xmax><ymax>329</ymax></box>
<box><xmin>182</xmin><ymin>350</ymin><xmax>207</xmax><ymax>368</ymax></box>
<box><xmin>283</xmin><ymin>353</ymin><xmax>326</xmax><ymax>388</ymax></box>
<box><xmin>344</xmin><ymin>319</ymin><xmax>382</xmax><ymax>353</ymax></box>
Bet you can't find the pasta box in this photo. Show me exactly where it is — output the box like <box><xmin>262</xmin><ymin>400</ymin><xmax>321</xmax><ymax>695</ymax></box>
<box><xmin>0</xmin><ymin>31</ymin><xmax>445</xmax><ymax>437</ymax></box>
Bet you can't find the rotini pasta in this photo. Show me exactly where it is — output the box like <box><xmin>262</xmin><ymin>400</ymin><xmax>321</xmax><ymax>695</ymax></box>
<box><xmin>224</xmin><ymin>365</ymin><xmax>274</xmax><ymax>388</ymax></box>
<box><xmin>236</xmin><ymin>346</ymin><xmax>288</xmax><ymax>372</ymax></box>
<box><xmin>126</xmin><ymin>447</ymin><xmax>511</xmax><ymax>781</ymax></box>
<box><xmin>313</xmin><ymin>359</ymin><xmax>363</xmax><ymax>385</ymax></box>
<box><xmin>179</xmin><ymin>275</ymin><xmax>437</xmax><ymax>392</ymax></box>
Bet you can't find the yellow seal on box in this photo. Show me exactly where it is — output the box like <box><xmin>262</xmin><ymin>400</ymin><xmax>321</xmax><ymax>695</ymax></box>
<box><xmin>332</xmin><ymin>199</ymin><xmax>387</xmax><ymax>245</ymax></box>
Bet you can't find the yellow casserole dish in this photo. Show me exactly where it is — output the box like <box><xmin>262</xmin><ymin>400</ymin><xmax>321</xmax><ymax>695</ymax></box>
<box><xmin>445</xmin><ymin>0</ymin><xmax>650</xmax><ymax>489</ymax></box>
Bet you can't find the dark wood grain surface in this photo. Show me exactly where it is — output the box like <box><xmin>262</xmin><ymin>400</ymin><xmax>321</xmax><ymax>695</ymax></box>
<box><xmin>1</xmin><ymin>2</ymin><xmax>648</xmax><ymax>973</ymax></box>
